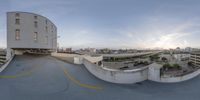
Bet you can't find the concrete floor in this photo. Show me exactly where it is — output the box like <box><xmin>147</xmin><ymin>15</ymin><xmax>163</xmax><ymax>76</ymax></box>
<box><xmin>0</xmin><ymin>54</ymin><xmax>200</xmax><ymax>100</ymax></box>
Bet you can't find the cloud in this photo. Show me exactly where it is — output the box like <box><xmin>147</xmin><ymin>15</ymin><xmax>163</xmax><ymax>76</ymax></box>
<box><xmin>119</xmin><ymin>21</ymin><xmax>194</xmax><ymax>49</ymax></box>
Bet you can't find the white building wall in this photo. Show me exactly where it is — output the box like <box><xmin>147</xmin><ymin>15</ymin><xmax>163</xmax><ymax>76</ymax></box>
<box><xmin>74</xmin><ymin>56</ymin><xmax>83</xmax><ymax>64</ymax></box>
<box><xmin>7</xmin><ymin>12</ymin><xmax>57</xmax><ymax>51</ymax></box>
<box><xmin>147</xmin><ymin>63</ymin><xmax>162</xmax><ymax>82</ymax></box>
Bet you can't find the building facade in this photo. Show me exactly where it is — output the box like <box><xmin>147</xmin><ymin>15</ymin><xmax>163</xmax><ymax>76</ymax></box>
<box><xmin>190</xmin><ymin>52</ymin><xmax>200</xmax><ymax>67</ymax></box>
<box><xmin>7</xmin><ymin>12</ymin><xmax>57</xmax><ymax>56</ymax></box>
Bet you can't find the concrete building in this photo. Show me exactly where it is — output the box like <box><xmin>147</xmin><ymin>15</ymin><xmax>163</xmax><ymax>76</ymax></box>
<box><xmin>7</xmin><ymin>11</ymin><xmax>57</xmax><ymax>58</ymax></box>
<box><xmin>190</xmin><ymin>52</ymin><xmax>200</xmax><ymax>67</ymax></box>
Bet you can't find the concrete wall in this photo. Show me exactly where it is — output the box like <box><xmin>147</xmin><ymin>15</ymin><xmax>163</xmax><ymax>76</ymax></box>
<box><xmin>14</xmin><ymin>50</ymin><xmax>24</xmax><ymax>55</ymax></box>
<box><xmin>83</xmin><ymin>57</ymin><xmax>148</xmax><ymax>84</ymax></box>
<box><xmin>159</xmin><ymin>69</ymin><xmax>200</xmax><ymax>83</ymax></box>
<box><xmin>85</xmin><ymin>57</ymin><xmax>200</xmax><ymax>83</ymax></box>
<box><xmin>0</xmin><ymin>54</ymin><xmax>14</xmax><ymax>72</ymax></box>
<box><xmin>103</xmin><ymin>61</ymin><xmax>134</xmax><ymax>69</ymax></box>
<box><xmin>52</xmin><ymin>53</ymin><xmax>149</xmax><ymax>84</ymax></box>
<box><xmin>147</xmin><ymin>63</ymin><xmax>200</xmax><ymax>83</ymax></box>
<box><xmin>7</xmin><ymin>12</ymin><xmax>57</xmax><ymax>50</ymax></box>
<box><xmin>147</xmin><ymin>63</ymin><xmax>162</xmax><ymax>82</ymax></box>
<box><xmin>51</xmin><ymin>53</ymin><xmax>86</xmax><ymax>64</ymax></box>
<box><xmin>74</xmin><ymin>56</ymin><xmax>83</xmax><ymax>64</ymax></box>
<box><xmin>52</xmin><ymin>53</ymin><xmax>200</xmax><ymax>84</ymax></box>
<box><xmin>51</xmin><ymin>53</ymin><xmax>77</xmax><ymax>64</ymax></box>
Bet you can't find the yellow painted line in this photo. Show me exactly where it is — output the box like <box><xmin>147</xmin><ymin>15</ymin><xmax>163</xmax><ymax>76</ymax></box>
<box><xmin>0</xmin><ymin>71</ymin><xmax>32</xmax><ymax>79</ymax></box>
<box><xmin>0</xmin><ymin>66</ymin><xmax>40</xmax><ymax>79</ymax></box>
<box><xmin>62</xmin><ymin>66</ymin><xmax>103</xmax><ymax>90</ymax></box>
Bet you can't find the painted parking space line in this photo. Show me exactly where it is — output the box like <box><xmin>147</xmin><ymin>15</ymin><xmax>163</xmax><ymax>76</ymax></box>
<box><xmin>61</xmin><ymin>66</ymin><xmax>103</xmax><ymax>90</ymax></box>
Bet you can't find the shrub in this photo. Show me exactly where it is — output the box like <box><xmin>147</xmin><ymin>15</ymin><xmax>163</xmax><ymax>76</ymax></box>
<box><xmin>163</xmin><ymin>63</ymin><xmax>171</xmax><ymax>70</ymax></box>
<box><xmin>161</xmin><ymin>57</ymin><xmax>168</xmax><ymax>62</ymax></box>
<box><xmin>150</xmin><ymin>54</ymin><xmax>160</xmax><ymax>61</ymax></box>
<box><xmin>188</xmin><ymin>61</ymin><xmax>193</xmax><ymax>66</ymax></box>
<box><xmin>163</xmin><ymin>63</ymin><xmax>181</xmax><ymax>70</ymax></box>
<box><xmin>172</xmin><ymin>63</ymin><xmax>181</xmax><ymax>70</ymax></box>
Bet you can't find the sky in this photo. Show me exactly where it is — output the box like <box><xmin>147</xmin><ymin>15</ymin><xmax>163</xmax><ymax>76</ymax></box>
<box><xmin>0</xmin><ymin>0</ymin><xmax>200</xmax><ymax>49</ymax></box>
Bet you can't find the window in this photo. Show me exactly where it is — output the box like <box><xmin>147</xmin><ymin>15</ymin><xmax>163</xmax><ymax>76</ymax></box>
<box><xmin>15</xmin><ymin>13</ymin><xmax>20</xmax><ymax>17</ymax></box>
<box><xmin>51</xmin><ymin>25</ymin><xmax>53</xmax><ymax>29</ymax></box>
<box><xmin>45</xmin><ymin>36</ymin><xmax>48</xmax><ymax>44</ymax></box>
<box><xmin>34</xmin><ymin>32</ymin><xmax>38</xmax><ymax>41</ymax></box>
<box><xmin>15</xmin><ymin>19</ymin><xmax>20</xmax><ymax>25</ymax></box>
<box><xmin>34</xmin><ymin>15</ymin><xmax>37</xmax><ymax>19</ymax></box>
<box><xmin>45</xmin><ymin>26</ymin><xmax>48</xmax><ymax>32</ymax></box>
<box><xmin>45</xmin><ymin>20</ymin><xmax>48</xmax><ymax>25</ymax></box>
<box><xmin>15</xmin><ymin>29</ymin><xmax>20</xmax><ymax>40</ymax></box>
<box><xmin>34</xmin><ymin>21</ymin><xmax>38</xmax><ymax>28</ymax></box>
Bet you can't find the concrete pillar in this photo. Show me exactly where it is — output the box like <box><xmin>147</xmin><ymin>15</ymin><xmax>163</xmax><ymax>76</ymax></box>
<box><xmin>14</xmin><ymin>50</ymin><xmax>24</xmax><ymax>55</ymax></box>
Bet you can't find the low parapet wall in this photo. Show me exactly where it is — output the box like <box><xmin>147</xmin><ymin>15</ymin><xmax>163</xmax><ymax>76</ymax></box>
<box><xmin>83</xmin><ymin>58</ymin><xmax>148</xmax><ymax>84</ymax></box>
<box><xmin>147</xmin><ymin>63</ymin><xmax>200</xmax><ymax>83</ymax></box>
<box><xmin>159</xmin><ymin>69</ymin><xmax>200</xmax><ymax>83</ymax></box>
<box><xmin>51</xmin><ymin>53</ymin><xmax>200</xmax><ymax>84</ymax></box>
<box><xmin>84</xmin><ymin>58</ymin><xmax>200</xmax><ymax>84</ymax></box>
<box><xmin>51</xmin><ymin>53</ymin><xmax>82</xmax><ymax>64</ymax></box>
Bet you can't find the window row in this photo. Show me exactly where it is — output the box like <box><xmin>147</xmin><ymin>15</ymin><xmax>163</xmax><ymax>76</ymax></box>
<box><xmin>15</xmin><ymin>13</ymin><xmax>37</xmax><ymax>19</ymax></box>
<box><xmin>14</xmin><ymin>13</ymin><xmax>55</xmax><ymax>33</ymax></box>
<box><xmin>15</xmin><ymin>29</ymin><xmax>49</xmax><ymax>44</ymax></box>
<box><xmin>15</xmin><ymin>20</ymin><xmax>54</xmax><ymax>32</ymax></box>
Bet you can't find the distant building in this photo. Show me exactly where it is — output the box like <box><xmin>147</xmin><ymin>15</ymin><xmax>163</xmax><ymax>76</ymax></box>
<box><xmin>176</xmin><ymin>47</ymin><xmax>181</xmax><ymax>50</ymax></box>
<box><xmin>89</xmin><ymin>48</ymin><xmax>96</xmax><ymax>53</ymax></box>
<box><xmin>57</xmin><ymin>48</ymin><xmax>72</xmax><ymax>53</ymax></box>
<box><xmin>185</xmin><ymin>47</ymin><xmax>192</xmax><ymax>52</ymax></box>
<box><xmin>190</xmin><ymin>52</ymin><xmax>200</xmax><ymax>67</ymax></box>
<box><xmin>7</xmin><ymin>12</ymin><xmax>57</xmax><ymax>58</ymax></box>
<box><xmin>173</xmin><ymin>54</ymin><xmax>190</xmax><ymax>61</ymax></box>
<box><xmin>76</xmin><ymin>48</ymin><xmax>97</xmax><ymax>54</ymax></box>
<box><xmin>65</xmin><ymin>48</ymin><xmax>72</xmax><ymax>53</ymax></box>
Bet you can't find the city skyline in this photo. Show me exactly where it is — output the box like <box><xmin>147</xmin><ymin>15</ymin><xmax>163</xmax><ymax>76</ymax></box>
<box><xmin>1</xmin><ymin>0</ymin><xmax>200</xmax><ymax>49</ymax></box>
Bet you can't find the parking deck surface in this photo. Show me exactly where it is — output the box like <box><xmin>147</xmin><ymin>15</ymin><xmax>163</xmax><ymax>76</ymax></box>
<box><xmin>0</xmin><ymin>54</ymin><xmax>200</xmax><ymax>100</ymax></box>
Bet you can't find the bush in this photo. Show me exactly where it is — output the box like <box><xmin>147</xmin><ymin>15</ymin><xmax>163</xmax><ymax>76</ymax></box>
<box><xmin>150</xmin><ymin>54</ymin><xmax>160</xmax><ymax>61</ymax></box>
<box><xmin>163</xmin><ymin>63</ymin><xmax>181</xmax><ymax>70</ymax></box>
<box><xmin>163</xmin><ymin>63</ymin><xmax>171</xmax><ymax>70</ymax></box>
<box><xmin>161</xmin><ymin>57</ymin><xmax>168</xmax><ymax>62</ymax></box>
<box><xmin>188</xmin><ymin>61</ymin><xmax>193</xmax><ymax>66</ymax></box>
<box><xmin>143</xmin><ymin>61</ymin><xmax>149</xmax><ymax>65</ymax></box>
<box><xmin>172</xmin><ymin>64</ymin><xmax>181</xmax><ymax>70</ymax></box>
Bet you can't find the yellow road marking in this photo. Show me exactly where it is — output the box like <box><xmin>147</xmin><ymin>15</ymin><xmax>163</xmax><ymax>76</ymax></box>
<box><xmin>0</xmin><ymin>66</ymin><xmax>40</xmax><ymax>79</ymax></box>
<box><xmin>0</xmin><ymin>64</ymin><xmax>103</xmax><ymax>90</ymax></box>
<box><xmin>62</xmin><ymin>66</ymin><xmax>103</xmax><ymax>90</ymax></box>
<box><xmin>0</xmin><ymin>71</ymin><xmax>33</xmax><ymax>78</ymax></box>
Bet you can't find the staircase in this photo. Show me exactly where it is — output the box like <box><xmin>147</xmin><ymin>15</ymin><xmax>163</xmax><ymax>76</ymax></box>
<box><xmin>0</xmin><ymin>50</ymin><xmax>6</xmax><ymax>66</ymax></box>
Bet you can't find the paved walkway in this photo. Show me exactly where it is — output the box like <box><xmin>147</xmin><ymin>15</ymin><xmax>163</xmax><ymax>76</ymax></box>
<box><xmin>0</xmin><ymin>54</ymin><xmax>200</xmax><ymax>100</ymax></box>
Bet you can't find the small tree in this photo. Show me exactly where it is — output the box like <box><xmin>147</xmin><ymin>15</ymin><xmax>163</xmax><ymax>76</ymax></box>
<box><xmin>161</xmin><ymin>57</ymin><xmax>168</xmax><ymax>62</ymax></box>
<box><xmin>163</xmin><ymin>63</ymin><xmax>171</xmax><ymax>71</ymax></box>
<box><xmin>150</xmin><ymin>54</ymin><xmax>160</xmax><ymax>61</ymax></box>
<box><xmin>173</xmin><ymin>63</ymin><xmax>181</xmax><ymax>70</ymax></box>
<box><xmin>143</xmin><ymin>61</ymin><xmax>149</xmax><ymax>65</ymax></box>
<box><xmin>188</xmin><ymin>61</ymin><xmax>193</xmax><ymax>66</ymax></box>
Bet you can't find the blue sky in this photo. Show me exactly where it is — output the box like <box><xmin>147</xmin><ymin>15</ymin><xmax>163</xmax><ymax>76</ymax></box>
<box><xmin>0</xmin><ymin>0</ymin><xmax>200</xmax><ymax>49</ymax></box>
